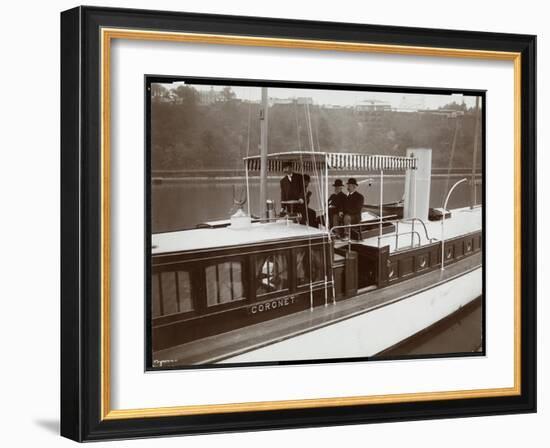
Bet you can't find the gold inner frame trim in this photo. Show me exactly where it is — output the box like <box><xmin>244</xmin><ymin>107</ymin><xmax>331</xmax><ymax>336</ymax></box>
<box><xmin>100</xmin><ymin>27</ymin><xmax>522</xmax><ymax>421</ymax></box>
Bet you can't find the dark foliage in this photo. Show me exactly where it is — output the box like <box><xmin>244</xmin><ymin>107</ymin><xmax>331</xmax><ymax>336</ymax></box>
<box><xmin>151</xmin><ymin>86</ymin><xmax>482</xmax><ymax>171</ymax></box>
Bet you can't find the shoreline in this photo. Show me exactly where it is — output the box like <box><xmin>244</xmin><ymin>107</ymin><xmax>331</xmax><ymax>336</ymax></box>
<box><xmin>152</xmin><ymin>172</ymin><xmax>482</xmax><ymax>182</ymax></box>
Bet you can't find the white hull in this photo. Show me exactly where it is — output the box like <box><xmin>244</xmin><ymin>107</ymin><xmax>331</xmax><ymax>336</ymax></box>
<box><xmin>221</xmin><ymin>267</ymin><xmax>482</xmax><ymax>363</ymax></box>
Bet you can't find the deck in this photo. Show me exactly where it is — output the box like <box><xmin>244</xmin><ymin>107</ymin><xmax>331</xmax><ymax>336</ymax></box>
<box><xmin>152</xmin><ymin>221</ymin><xmax>326</xmax><ymax>254</ymax></box>
<box><xmin>346</xmin><ymin>206</ymin><xmax>482</xmax><ymax>253</ymax></box>
<box><xmin>153</xmin><ymin>206</ymin><xmax>481</xmax><ymax>255</ymax></box>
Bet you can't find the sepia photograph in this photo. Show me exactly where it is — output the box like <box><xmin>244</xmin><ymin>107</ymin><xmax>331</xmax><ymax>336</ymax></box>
<box><xmin>58</xmin><ymin>5</ymin><xmax>537</xmax><ymax>441</ymax></box>
<box><xmin>147</xmin><ymin>77</ymin><xmax>484</xmax><ymax>369</ymax></box>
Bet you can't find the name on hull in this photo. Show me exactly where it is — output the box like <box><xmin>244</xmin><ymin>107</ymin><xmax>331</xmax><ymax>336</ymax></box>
<box><xmin>249</xmin><ymin>296</ymin><xmax>296</xmax><ymax>314</ymax></box>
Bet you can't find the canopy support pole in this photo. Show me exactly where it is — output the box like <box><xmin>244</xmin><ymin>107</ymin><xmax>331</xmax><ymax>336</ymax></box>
<box><xmin>325</xmin><ymin>160</ymin><xmax>329</xmax><ymax>233</ymax></box>
<box><xmin>413</xmin><ymin>167</ymin><xmax>417</xmax><ymax>218</ymax></box>
<box><xmin>379</xmin><ymin>169</ymin><xmax>384</xmax><ymax>239</ymax></box>
<box><xmin>470</xmin><ymin>96</ymin><xmax>481</xmax><ymax>208</ymax></box>
<box><xmin>245</xmin><ymin>162</ymin><xmax>251</xmax><ymax>217</ymax></box>
<box><xmin>324</xmin><ymin>160</ymin><xmax>330</xmax><ymax>307</ymax></box>
<box><xmin>259</xmin><ymin>87</ymin><xmax>269</xmax><ymax>221</ymax></box>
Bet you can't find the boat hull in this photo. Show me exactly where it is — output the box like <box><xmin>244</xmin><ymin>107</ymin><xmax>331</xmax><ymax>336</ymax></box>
<box><xmin>220</xmin><ymin>266</ymin><xmax>482</xmax><ymax>363</ymax></box>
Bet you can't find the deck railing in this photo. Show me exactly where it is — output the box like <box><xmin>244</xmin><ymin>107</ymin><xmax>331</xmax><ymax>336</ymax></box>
<box><xmin>330</xmin><ymin>214</ymin><xmax>437</xmax><ymax>253</ymax></box>
<box><xmin>330</xmin><ymin>214</ymin><xmax>398</xmax><ymax>251</ymax></box>
<box><xmin>397</xmin><ymin>218</ymin><xmax>439</xmax><ymax>248</ymax></box>
<box><xmin>377</xmin><ymin>229</ymin><xmax>422</xmax><ymax>249</ymax></box>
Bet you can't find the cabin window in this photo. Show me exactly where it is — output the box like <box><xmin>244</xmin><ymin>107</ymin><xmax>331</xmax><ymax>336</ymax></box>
<box><xmin>206</xmin><ymin>261</ymin><xmax>245</xmax><ymax>306</ymax></box>
<box><xmin>152</xmin><ymin>270</ymin><xmax>193</xmax><ymax>318</ymax></box>
<box><xmin>296</xmin><ymin>246</ymin><xmax>325</xmax><ymax>286</ymax></box>
<box><xmin>255</xmin><ymin>253</ymin><xmax>288</xmax><ymax>296</ymax></box>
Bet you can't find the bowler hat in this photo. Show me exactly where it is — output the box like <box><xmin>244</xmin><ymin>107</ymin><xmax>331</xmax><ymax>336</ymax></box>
<box><xmin>332</xmin><ymin>179</ymin><xmax>344</xmax><ymax>187</ymax></box>
<box><xmin>346</xmin><ymin>178</ymin><xmax>358</xmax><ymax>186</ymax></box>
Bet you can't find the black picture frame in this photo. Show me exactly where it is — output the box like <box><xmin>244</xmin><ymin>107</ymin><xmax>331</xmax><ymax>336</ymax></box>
<box><xmin>61</xmin><ymin>5</ymin><xmax>536</xmax><ymax>442</ymax></box>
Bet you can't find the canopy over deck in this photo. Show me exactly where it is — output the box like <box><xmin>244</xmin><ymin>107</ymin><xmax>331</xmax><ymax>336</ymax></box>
<box><xmin>244</xmin><ymin>151</ymin><xmax>417</xmax><ymax>173</ymax></box>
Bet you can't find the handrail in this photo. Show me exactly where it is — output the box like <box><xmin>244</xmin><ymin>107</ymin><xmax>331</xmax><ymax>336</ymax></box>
<box><xmin>329</xmin><ymin>214</ymin><xmax>399</xmax><ymax>234</ymax></box>
<box><xmin>330</xmin><ymin>214</ymin><xmax>399</xmax><ymax>251</ymax></box>
<box><xmin>377</xmin><ymin>230</ymin><xmax>422</xmax><ymax>249</ymax></box>
<box><xmin>400</xmin><ymin>217</ymin><xmax>438</xmax><ymax>244</ymax></box>
<box><xmin>329</xmin><ymin>214</ymin><xmax>438</xmax><ymax>253</ymax></box>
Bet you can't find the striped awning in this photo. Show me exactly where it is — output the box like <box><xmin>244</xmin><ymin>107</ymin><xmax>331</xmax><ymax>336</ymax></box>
<box><xmin>244</xmin><ymin>151</ymin><xmax>417</xmax><ymax>172</ymax></box>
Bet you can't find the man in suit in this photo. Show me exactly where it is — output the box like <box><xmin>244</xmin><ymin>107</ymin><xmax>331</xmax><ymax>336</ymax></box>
<box><xmin>343</xmin><ymin>178</ymin><xmax>364</xmax><ymax>239</ymax></box>
<box><xmin>328</xmin><ymin>179</ymin><xmax>347</xmax><ymax>232</ymax></box>
<box><xmin>302</xmin><ymin>174</ymin><xmax>318</xmax><ymax>227</ymax></box>
<box><xmin>279</xmin><ymin>161</ymin><xmax>305</xmax><ymax>221</ymax></box>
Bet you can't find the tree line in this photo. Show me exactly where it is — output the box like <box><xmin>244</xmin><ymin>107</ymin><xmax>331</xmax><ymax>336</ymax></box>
<box><xmin>151</xmin><ymin>85</ymin><xmax>482</xmax><ymax>172</ymax></box>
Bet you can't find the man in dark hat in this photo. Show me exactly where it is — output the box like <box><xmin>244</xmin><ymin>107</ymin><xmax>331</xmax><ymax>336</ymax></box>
<box><xmin>328</xmin><ymin>179</ymin><xmax>347</xmax><ymax>233</ymax></box>
<box><xmin>343</xmin><ymin>178</ymin><xmax>364</xmax><ymax>238</ymax></box>
<box><xmin>279</xmin><ymin>161</ymin><xmax>305</xmax><ymax>220</ymax></box>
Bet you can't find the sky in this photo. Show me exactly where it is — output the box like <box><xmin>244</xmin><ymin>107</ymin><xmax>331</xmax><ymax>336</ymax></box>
<box><xmin>168</xmin><ymin>81</ymin><xmax>480</xmax><ymax>110</ymax></box>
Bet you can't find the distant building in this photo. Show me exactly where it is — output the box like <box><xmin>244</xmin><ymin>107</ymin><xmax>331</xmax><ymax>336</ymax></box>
<box><xmin>324</xmin><ymin>104</ymin><xmax>349</xmax><ymax>110</ymax></box>
<box><xmin>198</xmin><ymin>87</ymin><xmax>225</xmax><ymax>105</ymax></box>
<box><xmin>418</xmin><ymin>109</ymin><xmax>465</xmax><ymax>118</ymax></box>
<box><xmin>396</xmin><ymin>94</ymin><xmax>425</xmax><ymax>112</ymax></box>
<box><xmin>270</xmin><ymin>96</ymin><xmax>313</xmax><ymax>106</ymax></box>
<box><xmin>355</xmin><ymin>99</ymin><xmax>392</xmax><ymax>112</ymax></box>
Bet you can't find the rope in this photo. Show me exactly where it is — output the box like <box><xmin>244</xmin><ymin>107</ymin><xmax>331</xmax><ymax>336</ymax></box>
<box><xmin>300</xmin><ymin>102</ymin><xmax>315</xmax><ymax>311</ymax></box>
<box><xmin>298</xmin><ymin>104</ymin><xmax>314</xmax><ymax>311</ymax></box>
<box><xmin>294</xmin><ymin>101</ymin><xmax>302</xmax><ymax>151</ymax></box>
<box><xmin>445</xmin><ymin>116</ymin><xmax>461</xmax><ymax>198</ymax></box>
<box><xmin>244</xmin><ymin>89</ymin><xmax>253</xmax><ymax>217</ymax></box>
<box><xmin>308</xmin><ymin>103</ymin><xmax>333</xmax><ymax>306</ymax></box>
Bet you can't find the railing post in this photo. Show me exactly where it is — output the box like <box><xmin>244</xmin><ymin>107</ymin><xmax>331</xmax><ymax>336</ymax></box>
<box><xmin>379</xmin><ymin>169</ymin><xmax>384</xmax><ymax>238</ymax></box>
<box><xmin>395</xmin><ymin>221</ymin><xmax>399</xmax><ymax>250</ymax></box>
<box><xmin>441</xmin><ymin>178</ymin><xmax>468</xmax><ymax>271</ymax></box>
<box><xmin>441</xmin><ymin>215</ymin><xmax>446</xmax><ymax>270</ymax></box>
<box><xmin>245</xmin><ymin>161</ymin><xmax>251</xmax><ymax>217</ymax></box>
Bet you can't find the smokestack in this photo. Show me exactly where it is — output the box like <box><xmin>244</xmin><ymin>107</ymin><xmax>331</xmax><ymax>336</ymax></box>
<box><xmin>403</xmin><ymin>148</ymin><xmax>432</xmax><ymax>221</ymax></box>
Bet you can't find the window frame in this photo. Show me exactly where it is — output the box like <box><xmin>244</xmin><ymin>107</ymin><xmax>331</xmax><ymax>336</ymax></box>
<box><xmin>203</xmin><ymin>258</ymin><xmax>248</xmax><ymax>310</ymax></box>
<box><xmin>151</xmin><ymin>264</ymin><xmax>200</xmax><ymax>325</ymax></box>
<box><xmin>293</xmin><ymin>243</ymin><xmax>331</xmax><ymax>292</ymax></box>
<box><xmin>252</xmin><ymin>249</ymin><xmax>291</xmax><ymax>301</ymax></box>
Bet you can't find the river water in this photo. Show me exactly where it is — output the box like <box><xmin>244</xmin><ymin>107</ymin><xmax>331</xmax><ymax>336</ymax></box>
<box><xmin>152</xmin><ymin>174</ymin><xmax>482</xmax><ymax>233</ymax></box>
<box><xmin>376</xmin><ymin>296</ymin><xmax>483</xmax><ymax>357</ymax></box>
